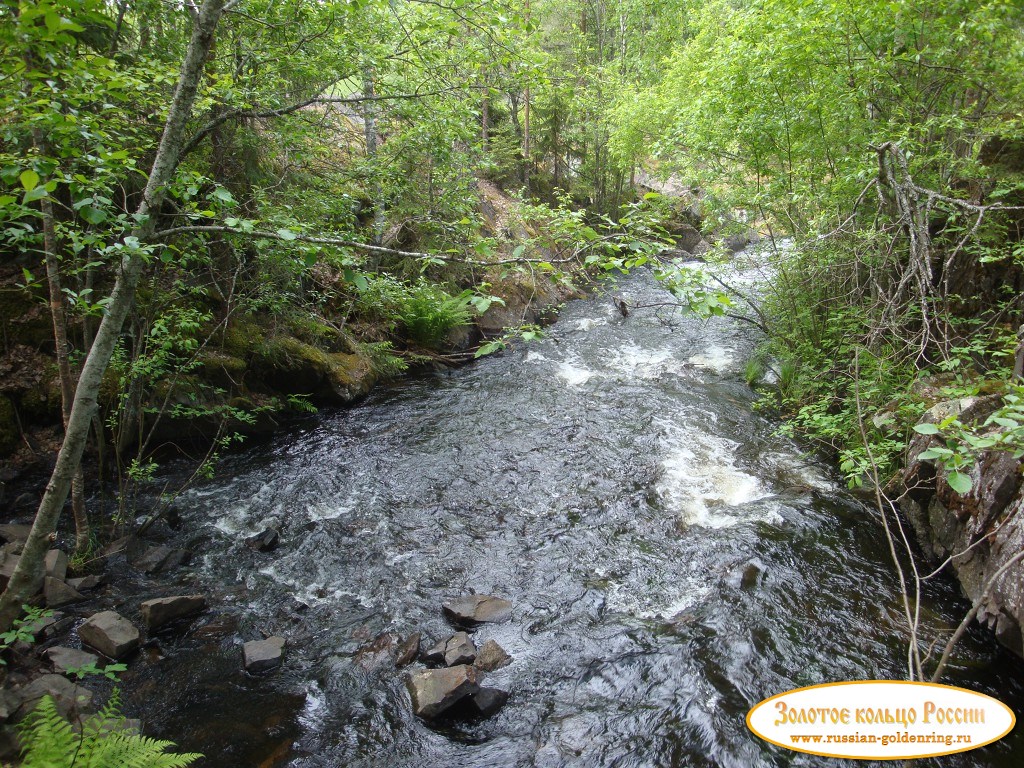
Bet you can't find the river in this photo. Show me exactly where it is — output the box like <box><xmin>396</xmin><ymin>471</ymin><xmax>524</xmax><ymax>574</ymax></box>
<box><xmin>126</xmin><ymin>258</ymin><xmax>1024</xmax><ymax>767</ymax></box>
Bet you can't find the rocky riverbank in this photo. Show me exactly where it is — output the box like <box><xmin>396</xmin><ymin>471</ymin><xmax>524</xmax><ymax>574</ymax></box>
<box><xmin>902</xmin><ymin>394</ymin><xmax>1024</xmax><ymax>659</ymax></box>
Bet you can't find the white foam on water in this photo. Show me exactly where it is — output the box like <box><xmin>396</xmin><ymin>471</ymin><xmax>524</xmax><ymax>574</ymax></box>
<box><xmin>573</xmin><ymin>317</ymin><xmax>607</xmax><ymax>332</ymax></box>
<box><xmin>655</xmin><ymin>422</ymin><xmax>774</xmax><ymax>528</ymax></box>
<box><xmin>556</xmin><ymin>361</ymin><xmax>597</xmax><ymax>386</ymax></box>
<box><xmin>604</xmin><ymin>580</ymin><xmax>713</xmax><ymax>620</ymax></box>
<box><xmin>687</xmin><ymin>344</ymin><xmax>735</xmax><ymax>373</ymax></box>
<box><xmin>525</xmin><ymin>350</ymin><xmax>549</xmax><ymax>363</ymax></box>
<box><xmin>606</xmin><ymin>345</ymin><xmax>681</xmax><ymax>380</ymax></box>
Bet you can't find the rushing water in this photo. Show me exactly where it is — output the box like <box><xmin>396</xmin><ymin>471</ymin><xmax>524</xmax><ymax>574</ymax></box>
<box><xmin>126</xmin><ymin>260</ymin><xmax>1023</xmax><ymax>767</ymax></box>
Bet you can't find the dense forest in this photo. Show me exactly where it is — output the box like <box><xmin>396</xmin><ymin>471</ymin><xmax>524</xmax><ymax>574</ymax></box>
<box><xmin>1</xmin><ymin>0</ymin><xmax>1023</xmax><ymax>765</ymax></box>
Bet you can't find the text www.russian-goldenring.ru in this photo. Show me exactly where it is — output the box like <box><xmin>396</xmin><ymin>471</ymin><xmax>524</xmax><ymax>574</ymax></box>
<box><xmin>790</xmin><ymin>732</ymin><xmax>973</xmax><ymax>747</ymax></box>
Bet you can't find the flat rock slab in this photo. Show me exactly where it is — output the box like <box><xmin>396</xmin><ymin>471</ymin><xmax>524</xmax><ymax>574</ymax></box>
<box><xmin>78</xmin><ymin>611</ymin><xmax>140</xmax><ymax>660</ymax></box>
<box><xmin>0</xmin><ymin>524</ymin><xmax>31</xmax><ymax>544</ymax></box>
<box><xmin>406</xmin><ymin>664</ymin><xmax>480</xmax><ymax>719</ymax></box>
<box><xmin>131</xmin><ymin>545</ymin><xmax>191</xmax><ymax>574</ymax></box>
<box><xmin>140</xmin><ymin>594</ymin><xmax>207</xmax><ymax>631</ymax></box>
<box><xmin>66</xmin><ymin>575</ymin><xmax>102</xmax><ymax>592</ymax></box>
<box><xmin>44</xmin><ymin>549</ymin><xmax>67</xmax><ymax>581</ymax></box>
<box><xmin>474</xmin><ymin>639</ymin><xmax>511</xmax><ymax>672</ymax></box>
<box><xmin>443</xmin><ymin>594</ymin><xmax>513</xmax><ymax>627</ymax></box>
<box><xmin>469</xmin><ymin>687</ymin><xmax>509</xmax><ymax>717</ymax></box>
<box><xmin>43</xmin><ymin>646</ymin><xmax>99</xmax><ymax>674</ymax></box>
<box><xmin>243</xmin><ymin>636</ymin><xmax>285</xmax><ymax>673</ymax></box>
<box><xmin>44</xmin><ymin>577</ymin><xmax>84</xmax><ymax>608</ymax></box>
<box><xmin>13</xmin><ymin>674</ymin><xmax>93</xmax><ymax>722</ymax></box>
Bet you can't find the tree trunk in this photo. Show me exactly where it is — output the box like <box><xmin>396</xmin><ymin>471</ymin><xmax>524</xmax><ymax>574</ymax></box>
<box><xmin>0</xmin><ymin>0</ymin><xmax>228</xmax><ymax>631</ymax></box>
<box><xmin>36</xmin><ymin>142</ymin><xmax>90</xmax><ymax>556</ymax></box>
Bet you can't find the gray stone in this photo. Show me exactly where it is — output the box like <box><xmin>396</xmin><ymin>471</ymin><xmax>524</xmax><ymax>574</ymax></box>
<box><xmin>0</xmin><ymin>554</ymin><xmax>19</xmax><ymax>590</ymax></box>
<box><xmin>78</xmin><ymin>611</ymin><xmax>140</xmax><ymax>660</ymax></box>
<box><xmin>468</xmin><ymin>687</ymin><xmax>508</xmax><ymax>717</ymax></box>
<box><xmin>442</xmin><ymin>632</ymin><xmax>476</xmax><ymax>666</ymax></box>
<box><xmin>0</xmin><ymin>689</ymin><xmax>21</xmax><ymax>723</ymax></box>
<box><xmin>406</xmin><ymin>664</ymin><xmax>480</xmax><ymax>719</ymax></box>
<box><xmin>424</xmin><ymin>633</ymin><xmax>476</xmax><ymax>666</ymax></box>
<box><xmin>395</xmin><ymin>632</ymin><xmax>420</xmax><ymax>668</ymax></box>
<box><xmin>131</xmin><ymin>545</ymin><xmax>191</xmax><ymax>574</ymax></box>
<box><xmin>140</xmin><ymin>594</ymin><xmax>206</xmax><ymax>631</ymax></box>
<box><xmin>66</xmin><ymin>575</ymin><xmax>102</xmax><ymax>592</ymax></box>
<box><xmin>442</xmin><ymin>594</ymin><xmax>513</xmax><ymax>627</ymax></box>
<box><xmin>13</xmin><ymin>674</ymin><xmax>93</xmax><ymax>722</ymax></box>
<box><xmin>0</xmin><ymin>525</ymin><xmax>31</xmax><ymax>545</ymax></box>
<box><xmin>243</xmin><ymin>636</ymin><xmax>285</xmax><ymax>673</ymax></box>
<box><xmin>44</xmin><ymin>549</ymin><xmax>67</xmax><ymax>581</ymax></box>
<box><xmin>474</xmin><ymin>639</ymin><xmax>511</xmax><ymax>672</ymax></box>
<box><xmin>44</xmin><ymin>577</ymin><xmax>84</xmax><ymax>608</ymax></box>
<box><xmin>43</xmin><ymin>646</ymin><xmax>99</xmax><ymax>674</ymax></box>
<box><xmin>247</xmin><ymin>528</ymin><xmax>280</xmax><ymax>552</ymax></box>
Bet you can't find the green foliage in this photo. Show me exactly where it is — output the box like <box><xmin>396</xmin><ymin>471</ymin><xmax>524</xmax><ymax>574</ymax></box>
<box><xmin>64</xmin><ymin>661</ymin><xmax>128</xmax><ymax>681</ymax></box>
<box><xmin>17</xmin><ymin>694</ymin><xmax>202</xmax><ymax>768</ymax></box>
<box><xmin>0</xmin><ymin>606</ymin><xmax>53</xmax><ymax>664</ymax></box>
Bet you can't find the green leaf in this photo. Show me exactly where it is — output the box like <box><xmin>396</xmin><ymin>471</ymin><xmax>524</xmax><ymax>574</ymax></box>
<box><xmin>19</xmin><ymin>170</ymin><xmax>39</xmax><ymax>191</ymax></box>
<box><xmin>912</xmin><ymin>423</ymin><xmax>940</xmax><ymax>435</ymax></box>
<box><xmin>946</xmin><ymin>471</ymin><xmax>972</xmax><ymax>495</ymax></box>
<box><xmin>276</xmin><ymin>228</ymin><xmax>297</xmax><ymax>241</ymax></box>
<box><xmin>512</xmin><ymin>244</ymin><xmax>526</xmax><ymax>259</ymax></box>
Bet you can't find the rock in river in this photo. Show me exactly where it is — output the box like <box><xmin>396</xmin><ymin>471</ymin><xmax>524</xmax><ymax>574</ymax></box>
<box><xmin>78</xmin><ymin>611</ymin><xmax>140</xmax><ymax>660</ymax></box>
<box><xmin>474</xmin><ymin>639</ymin><xmax>511</xmax><ymax>672</ymax></box>
<box><xmin>395</xmin><ymin>632</ymin><xmax>420</xmax><ymax>668</ymax></box>
<box><xmin>140</xmin><ymin>594</ymin><xmax>207</xmax><ymax>631</ymax></box>
<box><xmin>406</xmin><ymin>664</ymin><xmax>480</xmax><ymax>719</ymax></box>
<box><xmin>442</xmin><ymin>594</ymin><xmax>512</xmax><ymax>627</ymax></box>
<box><xmin>43</xmin><ymin>646</ymin><xmax>99</xmax><ymax>674</ymax></box>
<box><xmin>469</xmin><ymin>687</ymin><xmax>509</xmax><ymax>717</ymax></box>
<box><xmin>243</xmin><ymin>636</ymin><xmax>285</xmax><ymax>673</ymax></box>
<box><xmin>424</xmin><ymin>632</ymin><xmax>477</xmax><ymax>667</ymax></box>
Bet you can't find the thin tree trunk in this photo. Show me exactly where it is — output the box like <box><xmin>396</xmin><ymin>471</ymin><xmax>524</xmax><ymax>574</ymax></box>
<box><xmin>36</xmin><ymin>150</ymin><xmax>90</xmax><ymax>555</ymax></box>
<box><xmin>0</xmin><ymin>0</ymin><xmax>228</xmax><ymax>631</ymax></box>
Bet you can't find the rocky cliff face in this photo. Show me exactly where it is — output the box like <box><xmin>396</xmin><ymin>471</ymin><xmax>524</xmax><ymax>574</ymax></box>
<box><xmin>901</xmin><ymin>396</ymin><xmax>1024</xmax><ymax>658</ymax></box>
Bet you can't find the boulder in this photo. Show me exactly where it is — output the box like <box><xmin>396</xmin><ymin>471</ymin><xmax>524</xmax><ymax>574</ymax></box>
<box><xmin>0</xmin><ymin>525</ymin><xmax>31</xmax><ymax>545</ymax></box>
<box><xmin>474</xmin><ymin>639</ymin><xmax>511</xmax><ymax>672</ymax></box>
<box><xmin>247</xmin><ymin>528</ymin><xmax>280</xmax><ymax>552</ymax></box>
<box><xmin>243</xmin><ymin>636</ymin><xmax>285</xmax><ymax>673</ymax></box>
<box><xmin>140</xmin><ymin>594</ymin><xmax>207</xmax><ymax>631</ymax></box>
<box><xmin>0</xmin><ymin>554</ymin><xmax>19</xmax><ymax>591</ymax></box>
<box><xmin>406</xmin><ymin>665</ymin><xmax>480</xmax><ymax>719</ymax></box>
<box><xmin>468</xmin><ymin>687</ymin><xmax>509</xmax><ymax>717</ymax></box>
<box><xmin>43</xmin><ymin>646</ymin><xmax>99</xmax><ymax>674</ymax></box>
<box><xmin>442</xmin><ymin>594</ymin><xmax>512</xmax><ymax>627</ymax></box>
<box><xmin>78</xmin><ymin>611</ymin><xmax>140</xmax><ymax>660</ymax></box>
<box><xmin>44</xmin><ymin>577</ymin><xmax>84</xmax><ymax>608</ymax></box>
<box><xmin>66</xmin><ymin>575</ymin><xmax>102</xmax><ymax>592</ymax></box>
<box><xmin>44</xmin><ymin>549</ymin><xmax>67</xmax><ymax>581</ymax></box>
<box><xmin>0</xmin><ymin>689</ymin><xmax>22</xmax><ymax>723</ymax></box>
<box><xmin>131</xmin><ymin>545</ymin><xmax>191</xmax><ymax>574</ymax></box>
<box><xmin>424</xmin><ymin>632</ymin><xmax>476</xmax><ymax>667</ymax></box>
<box><xmin>12</xmin><ymin>674</ymin><xmax>93</xmax><ymax>722</ymax></box>
<box><xmin>395</xmin><ymin>632</ymin><xmax>420</xmax><ymax>668</ymax></box>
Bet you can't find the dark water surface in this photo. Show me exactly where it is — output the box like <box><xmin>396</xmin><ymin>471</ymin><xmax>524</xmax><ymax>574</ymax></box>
<box><xmin>129</xmin><ymin>264</ymin><xmax>1023</xmax><ymax>767</ymax></box>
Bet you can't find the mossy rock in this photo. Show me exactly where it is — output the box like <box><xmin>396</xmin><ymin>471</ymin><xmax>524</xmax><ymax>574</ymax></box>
<box><xmin>325</xmin><ymin>352</ymin><xmax>376</xmax><ymax>401</ymax></box>
<box><xmin>247</xmin><ymin>335</ymin><xmax>376</xmax><ymax>404</ymax></box>
<box><xmin>0</xmin><ymin>395</ymin><xmax>18</xmax><ymax>455</ymax></box>
<box><xmin>220</xmin><ymin>320</ymin><xmax>265</xmax><ymax>359</ymax></box>
<box><xmin>286</xmin><ymin>316</ymin><xmax>356</xmax><ymax>354</ymax></box>
<box><xmin>197</xmin><ymin>350</ymin><xmax>248</xmax><ymax>390</ymax></box>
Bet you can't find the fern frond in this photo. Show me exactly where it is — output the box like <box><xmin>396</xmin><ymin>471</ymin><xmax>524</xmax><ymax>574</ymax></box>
<box><xmin>16</xmin><ymin>692</ymin><xmax>202</xmax><ymax>768</ymax></box>
<box><xmin>17</xmin><ymin>695</ymin><xmax>79</xmax><ymax>767</ymax></box>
